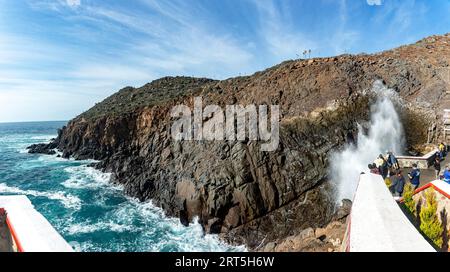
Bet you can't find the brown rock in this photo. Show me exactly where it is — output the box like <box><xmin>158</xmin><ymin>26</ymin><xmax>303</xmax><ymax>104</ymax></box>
<box><xmin>223</xmin><ymin>206</ymin><xmax>241</xmax><ymax>229</ymax></box>
<box><xmin>32</xmin><ymin>33</ymin><xmax>450</xmax><ymax>251</ymax></box>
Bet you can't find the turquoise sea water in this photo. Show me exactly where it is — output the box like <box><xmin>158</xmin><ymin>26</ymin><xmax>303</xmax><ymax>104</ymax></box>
<box><xmin>0</xmin><ymin>121</ymin><xmax>243</xmax><ymax>252</ymax></box>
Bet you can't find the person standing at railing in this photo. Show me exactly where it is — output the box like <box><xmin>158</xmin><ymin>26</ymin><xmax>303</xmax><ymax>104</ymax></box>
<box><xmin>390</xmin><ymin>171</ymin><xmax>405</xmax><ymax>197</ymax></box>
<box><xmin>408</xmin><ymin>163</ymin><xmax>421</xmax><ymax>190</ymax></box>
<box><xmin>443</xmin><ymin>166</ymin><xmax>450</xmax><ymax>184</ymax></box>
<box><xmin>439</xmin><ymin>143</ymin><xmax>446</xmax><ymax>160</ymax></box>
<box><xmin>386</xmin><ymin>151</ymin><xmax>400</xmax><ymax>171</ymax></box>
<box><xmin>369</xmin><ymin>163</ymin><xmax>380</xmax><ymax>175</ymax></box>
<box><xmin>375</xmin><ymin>154</ymin><xmax>389</xmax><ymax>179</ymax></box>
<box><xmin>433</xmin><ymin>154</ymin><xmax>441</xmax><ymax>180</ymax></box>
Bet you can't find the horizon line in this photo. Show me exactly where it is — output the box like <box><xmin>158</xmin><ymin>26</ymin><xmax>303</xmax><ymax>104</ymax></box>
<box><xmin>0</xmin><ymin>120</ymin><xmax>68</xmax><ymax>124</ymax></box>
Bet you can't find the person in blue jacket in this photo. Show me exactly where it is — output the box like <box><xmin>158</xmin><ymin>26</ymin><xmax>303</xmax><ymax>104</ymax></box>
<box><xmin>408</xmin><ymin>163</ymin><xmax>421</xmax><ymax>190</ymax></box>
<box><xmin>443</xmin><ymin>166</ymin><xmax>450</xmax><ymax>184</ymax></box>
<box><xmin>386</xmin><ymin>151</ymin><xmax>400</xmax><ymax>170</ymax></box>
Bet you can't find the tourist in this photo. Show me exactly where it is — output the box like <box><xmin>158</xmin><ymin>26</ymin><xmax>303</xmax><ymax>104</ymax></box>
<box><xmin>369</xmin><ymin>163</ymin><xmax>380</xmax><ymax>175</ymax></box>
<box><xmin>385</xmin><ymin>151</ymin><xmax>391</xmax><ymax>168</ymax></box>
<box><xmin>374</xmin><ymin>156</ymin><xmax>384</xmax><ymax>168</ymax></box>
<box><xmin>408</xmin><ymin>163</ymin><xmax>421</xmax><ymax>190</ymax></box>
<box><xmin>377</xmin><ymin>154</ymin><xmax>389</xmax><ymax>179</ymax></box>
<box><xmin>433</xmin><ymin>155</ymin><xmax>441</xmax><ymax>180</ymax></box>
<box><xmin>444</xmin><ymin>166</ymin><xmax>450</xmax><ymax>184</ymax></box>
<box><xmin>439</xmin><ymin>143</ymin><xmax>446</xmax><ymax>160</ymax></box>
<box><xmin>390</xmin><ymin>171</ymin><xmax>406</xmax><ymax>197</ymax></box>
<box><xmin>386</xmin><ymin>151</ymin><xmax>400</xmax><ymax>170</ymax></box>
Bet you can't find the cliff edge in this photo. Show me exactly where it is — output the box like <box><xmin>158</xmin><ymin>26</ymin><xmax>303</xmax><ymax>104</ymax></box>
<box><xmin>29</xmin><ymin>33</ymin><xmax>450</xmax><ymax>250</ymax></box>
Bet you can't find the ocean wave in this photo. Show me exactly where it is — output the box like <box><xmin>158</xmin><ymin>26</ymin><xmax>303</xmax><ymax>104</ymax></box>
<box><xmin>1</xmin><ymin>128</ymin><xmax>245</xmax><ymax>252</ymax></box>
<box><xmin>18</xmin><ymin>148</ymin><xmax>30</xmax><ymax>154</ymax></box>
<box><xmin>0</xmin><ymin>133</ymin><xmax>56</xmax><ymax>150</ymax></box>
<box><xmin>61</xmin><ymin>197</ymin><xmax>245</xmax><ymax>252</ymax></box>
<box><xmin>150</xmin><ymin>215</ymin><xmax>247</xmax><ymax>252</ymax></box>
<box><xmin>113</xmin><ymin>199</ymin><xmax>246</xmax><ymax>252</ymax></box>
<box><xmin>62</xmin><ymin>165</ymin><xmax>116</xmax><ymax>190</ymax></box>
<box><xmin>0</xmin><ymin>183</ymin><xmax>81</xmax><ymax>209</ymax></box>
<box><xmin>68</xmin><ymin>241</ymin><xmax>100</xmax><ymax>252</ymax></box>
<box><xmin>65</xmin><ymin>221</ymin><xmax>135</xmax><ymax>235</ymax></box>
<box><xmin>13</xmin><ymin>153</ymin><xmax>70</xmax><ymax>170</ymax></box>
<box><xmin>29</xmin><ymin>135</ymin><xmax>56</xmax><ymax>141</ymax></box>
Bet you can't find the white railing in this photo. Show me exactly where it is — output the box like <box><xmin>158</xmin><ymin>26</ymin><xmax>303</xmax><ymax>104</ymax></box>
<box><xmin>0</xmin><ymin>195</ymin><xmax>73</xmax><ymax>252</ymax></box>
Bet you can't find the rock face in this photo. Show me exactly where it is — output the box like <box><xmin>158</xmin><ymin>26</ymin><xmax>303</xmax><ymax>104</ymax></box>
<box><xmin>29</xmin><ymin>34</ymin><xmax>450</xmax><ymax>250</ymax></box>
<box><xmin>0</xmin><ymin>209</ymin><xmax>14</xmax><ymax>252</ymax></box>
<box><xmin>260</xmin><ymin>199</ymin><xmax>351</xmax><ymax>252</ymax></box>
<box><xmin>28</xmin><ymin>142</ymin><xmax>57</xmax><ymax>155</ymax></box>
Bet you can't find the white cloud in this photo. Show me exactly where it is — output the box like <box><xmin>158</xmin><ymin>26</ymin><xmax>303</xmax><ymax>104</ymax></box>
<box><xmin>27</xmin><ymin>0</ymin><xmax>81</xmax><ymax>11</ymax></box>
<box><xmin>251</xmin><ymin>0</ymin><xmax>316</xmax><ymax>60</ymax></box>
<box><xmin>328</xmin><ymin>0</ymin><xmax>360</xmax><ymax>55</ymax></box>
<box><xmin>66</xmin><ymin>0</ymin><xmax>81</xmax><ymax>8</ymax></box>
<box><xmin>0</xmin><ymin>0</ymin><xmax>259</xmax><ymax>122</ymax></box>
<box><xmin>0</xmin><ymin>34</ymin><xmax>65</xmax><ymax>65</ymax></box>
<box><xmin>69</xmin><ymin>64</ymin><xmax>156</xmax><ymax>84</ymax></box>
<box><xmin>0</xmin><ymin>88</ymin><xmax>96</xmax><ymax>123</ymax></box>
<box><xmin>2</xmin><ymin>0</ymin><xmax>308</xmax><ymax>122</ymax></box>
<box><xmin>81</xmin><ymin>3</ymin><xmax>254</xmax><ymax>78</ymax></box>
<box><xmin>367</xmin><ymin>0</ymin><xmax>382</xmax><ymax>6</ymax></box>
<box><xmin>371</xmin><ymin>0</ymin><xmax>425</xmax><ymax>36</ymax></box>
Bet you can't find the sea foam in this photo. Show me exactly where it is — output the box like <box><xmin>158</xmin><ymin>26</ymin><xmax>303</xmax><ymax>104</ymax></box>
<box><xmin>0</xmin><ymin>182</ymin><xmax>81</xmax><ymax>209</ymax></box>
<box><xmin>62</xmin><ymin>165</ymin><xmax>114</xmax><ymax>190</ymax></box>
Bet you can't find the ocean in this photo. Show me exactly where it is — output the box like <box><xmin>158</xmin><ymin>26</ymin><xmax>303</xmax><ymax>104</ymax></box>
<box><xmin>0</xmin><ymin>121</ymin><xmax>244</xmax><ymax>252</ymax></box>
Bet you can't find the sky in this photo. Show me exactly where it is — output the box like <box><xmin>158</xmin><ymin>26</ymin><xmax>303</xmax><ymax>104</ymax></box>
<box><xmin>0</xmin><ymin>0</ymin><xmax>449</xmax><ymax>122</ymax></box>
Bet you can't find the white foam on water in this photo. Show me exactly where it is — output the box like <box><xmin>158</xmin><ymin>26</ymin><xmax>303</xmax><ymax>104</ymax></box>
<box><xmin>13</xmin><ymin>153</ymin><xmax>70</xmax><ymax>171</ymax></box>
<box><xmin>62</xmin><ymin>165</ymin><xmax>115</xmax><ymax>190</ymax></box>
<box><xmin>65</xmin><ymin>221</ymin><xmax>135</xmax><ymax>235</ymax></box>
<box><xmin>126</xmin><ymin>200</ymin><xmax>247</xmax><ymax>252</ymax></box>
<box><xmin>2</xmin><ymin>128</ymin><xmax>245</xmax><ymax>252</ymax></box>
<box><xmin>37</xmin><ymin>154</ymin><xmax>77</xmax><ymax>163</ymax></box>
<box><xmin>149</xmin><ymin>216</ymin><xmax>246</xmax><ymax>252</ymax></box>
<box><xmin>69</xmin><ymin>241</ymin><xmax>100</xmax><ymax>252</ymax></box>
<box><xmin>0</xmin><ymin>182</ymin><xmax>81</xmax><ymax>209</ymax></box>
<box><xmin>331</xmin><ymin>80</ymin><xmax>405</xmax><ymax>203</ymax></box>
<box><xmin>29</xmin><ymin>135</ymin><xmax>56</xmax><ymax>141</ymax></box>
<box><xmin>62</xmin><ymin>198</ymin><xmax>246</xmax><ymax>252</ymax></box>
<box><xmin>0</xmin><ymin>134</ymin><xmax>56</xmax><ymax>153</ymax></box>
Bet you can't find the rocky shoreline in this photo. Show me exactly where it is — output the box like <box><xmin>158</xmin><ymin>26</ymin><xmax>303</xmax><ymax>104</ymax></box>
<box><xmin>28</xmin><ymin>34</ymin><xmax>450</xmax><ymax>251</ymax></box>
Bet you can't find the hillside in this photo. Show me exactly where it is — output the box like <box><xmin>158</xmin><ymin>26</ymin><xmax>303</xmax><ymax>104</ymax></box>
<box><xmin>29</xmin><ymin>33</ymin><xmax>450</xmax><ymax>251</ymax></box>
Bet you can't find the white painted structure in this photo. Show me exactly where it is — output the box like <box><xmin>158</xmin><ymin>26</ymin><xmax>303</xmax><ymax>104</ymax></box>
<box><xmin>347</xmin><ymin>173</ymin><xmax>435</xmax><ymax>252</ymax></box>
<box><xmin>0</xmin><ymin>195</ymin><xmax>73</xmax><ymax>252</ymax></box>
<box><xmin>396</xmin><ymin>149</ymin><xmax>439</xmax><ymax>169</ymax></box>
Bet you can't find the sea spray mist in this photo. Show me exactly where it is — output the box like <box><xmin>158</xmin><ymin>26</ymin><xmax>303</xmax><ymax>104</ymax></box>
<box><xmin>331</xmin><ymin>81</ymin><xmax>405</xmax><ymax>203</ymax></box>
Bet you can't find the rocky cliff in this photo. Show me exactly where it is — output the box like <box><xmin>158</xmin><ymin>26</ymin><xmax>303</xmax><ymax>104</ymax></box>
<box><xmin>29</xmin><ymin>33</ymin><xmax>450</xmax><ymax>250</ymax></box>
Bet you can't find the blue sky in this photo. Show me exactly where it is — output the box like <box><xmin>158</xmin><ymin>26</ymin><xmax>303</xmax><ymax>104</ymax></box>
<box><xmin>0</xmin><ymin>0</ymin><xmax>449</xmax><ymax>122</ymax></box>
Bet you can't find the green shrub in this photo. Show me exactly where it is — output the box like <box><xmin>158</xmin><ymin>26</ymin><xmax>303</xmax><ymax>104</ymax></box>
<box><xmin>419</xmin><ymin>189</ymin><xmax>443</xmax><ymax>248</ymax></box>
<box><xmin>403</xmin><ymin>184</ymin><xmax>416</xmax><ymax>214</ymax></box>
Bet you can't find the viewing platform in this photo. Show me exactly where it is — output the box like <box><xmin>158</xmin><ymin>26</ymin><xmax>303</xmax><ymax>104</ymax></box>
<box><xmin>0</xmin><ymin>195</ymin><xmax>73</xmax><ymax>252</ymax></box>
<box><xmin>344</xmin><ymin>173</ymin><xmax>435</xmax><ymax>252</ymax></box>
<box><xmin>396</xmin><ymin>149</ymin><xmax>439</xmax><ymax>169</ymax></box>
